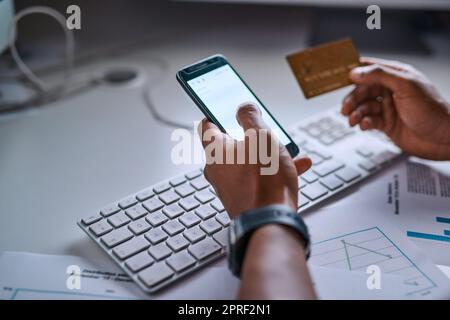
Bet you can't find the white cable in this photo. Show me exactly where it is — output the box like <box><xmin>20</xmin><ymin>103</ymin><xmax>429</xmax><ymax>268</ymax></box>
<box><xmin>3</xmin><ymin>8</ymin><xmax>191</xmax><ymax>128</ymax></box>
<box><xmin>0</xmin><ymin>6</ymin><xmax>102</xmax><ymax>114</ymax></box>
<box><xmin>8</xmin><ymin>6</ymin><xmax>75</xmax><ymax>93</ymax></box>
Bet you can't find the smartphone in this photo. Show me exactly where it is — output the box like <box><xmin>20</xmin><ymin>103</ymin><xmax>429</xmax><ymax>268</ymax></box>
<box><xmin>176</xmin><ymin>54</ymin><xmax>299</xmax><ymax>158</ymax></box>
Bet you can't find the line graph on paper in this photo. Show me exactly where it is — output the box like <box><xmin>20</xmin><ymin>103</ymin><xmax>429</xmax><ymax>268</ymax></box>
<box><xmin>310</xmin><ymin>227</ymin><xmax>437</xmax><ymax>297</ymax></box>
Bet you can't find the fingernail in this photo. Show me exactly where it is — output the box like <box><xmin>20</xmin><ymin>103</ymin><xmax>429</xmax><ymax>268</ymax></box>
<box><xmin>344</xmin><ymin>96</ymin><xmax>352</xmax><ymax>105</ymax></box>
<box><xmin>350</xmin><ymin>68</ymin><xmax>364</xmax><ymax>79</ymax></box>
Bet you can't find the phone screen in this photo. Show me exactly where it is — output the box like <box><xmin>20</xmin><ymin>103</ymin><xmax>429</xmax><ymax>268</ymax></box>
<box><xmin>187</xmin><ymin>64</ymin><xmax>290</xmax><ymax>145</ymax></box>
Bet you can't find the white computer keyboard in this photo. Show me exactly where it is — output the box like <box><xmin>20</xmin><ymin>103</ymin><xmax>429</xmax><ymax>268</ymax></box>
<box><xmin>77</xmin><ymin>106</ymin><xmax>401</xmax><ymax>294</ymax></box>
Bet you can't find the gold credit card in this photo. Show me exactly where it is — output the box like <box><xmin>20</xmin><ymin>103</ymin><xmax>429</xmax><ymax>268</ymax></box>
<box><xmin>286</xmin><ymin>38</ymin><xmax>361</xmax><ymax>99</ymax></box>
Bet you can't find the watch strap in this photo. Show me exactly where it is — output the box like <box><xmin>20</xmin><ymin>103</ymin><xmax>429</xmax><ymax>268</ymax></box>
<box><xmin>228</xmin><ymin>204</ymin><xmax>310</xmax><ymax>277</ymax></box>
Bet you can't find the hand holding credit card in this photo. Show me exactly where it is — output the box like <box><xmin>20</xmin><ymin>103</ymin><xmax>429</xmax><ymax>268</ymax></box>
<box><xmin>287</xmin><ymin>38</ymin><xmax>361</xmax><ymax>99</ymax></box>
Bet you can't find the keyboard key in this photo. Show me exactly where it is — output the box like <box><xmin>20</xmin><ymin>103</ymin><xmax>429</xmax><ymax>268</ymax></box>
<box><xmin>166</xmin><ymin>251</ymin><xmax>196</xmax><ymax>272</ymax></box>
<box><xmin>136</xmin><ymin>189</ymin><xmax>154</xmax><ymax>202</ymax></box>
<box><xmin>213</xmin><ymin>228</ymin><xmax>229</xmax><ymax>247</ymax></box>
<box><xmin>301</xmin><ymin>182</ymin><xmax>329</xmax><ymax>201</ymax></box>
<box><xmin>145</xmin><ymin>227</ymin><xmax>168</xmax><ymax>244</ymax></box>
<box><xmin>319</xmin><ymin>117</ymin><xmax>333</xmax><ymax>126</ymax></box>
<box><xmin>146</xmin><ymin>211</ymin><xmax>168</xmax><ymax>227</ymax></box>
<box><xmin>302</xmin><ymin>170</ymin><xmax>319</xmax><ymax>183</ymax></box>
<box><xmin>90</xmin><ymin>220</ymin><xmax>113</xmax><ymax>237</ymax></box>
<box><xmin>170</xmin><ymin>176</ymin><xmax>187</xmax><ymax>187</ymax></box>
<box><xmin>308</xmin><ymin>152</ymin><xmax>324</xmax><ymax>166</ymax></box>
<box><xmin>356</xmin><ymin>146</ymin><xmax>374</xmax><ymax>158</ymax></box>
<box><xmin>153</xmin><ymin>182</ymin><xmax>171</xmax><ymax>194</ymax></box>
<box><xmin>298</xmin><ymin>177</ymin><xmax>307</xmax><ymax>189</ymax></box>
<box><xmin>179</xmin><ymin>212</ymin><xmax>201</xmax><ymax>228</ymax></box>
<box><xmin>194</xmin><ymin>190</ymin><xmax>216</xmax><ymax>204</ymax></box>
<box><xmin>113</xmin><ymin>236</ymin><xmax>149</xmax><ymax>260</ymax></box>
<box><xmin>159</xmin><ymin>190</ymin><xmax>180</xmax><ymax>205</ymax></box>
<box><xmin>320</xmin><ymin>116</ymin><xmax>333</xmax><ymax>123</ymax></box>
<box><xmin>330</xmin><ymin>130</ymin><xmax>346</xmax><ymax>140</ymax></box>
<box><xmin>138</xmin><ymin>262</ymin><xmax>174</xmax><ymax>288</ymax></box>
<box><xmin>190</xmin><ymin>177</ymin><xmax>209</xmax><ymax>190</ymax></box>
<box><xmin>188</xmin><ymin>238</ymin><xmax>222</xmax><ymax>260</ymax></box>
<box><xmin>216</xmin><ymin>212</ymin><xmax>230</xmax><ymax>227</ymax></box>
<box><xmin>125</xmin><ymin>251</ymin><xmax>154</xmax><ymax>273</ymax></box>
<box><xmin>195</xmin><ymin>205</ymin><xmax>216</xmax><ymax>220</ymax></box>
<box><xmin>166</xmin><ymin>234</ymin><xmax>190</xmax><ymax>252</ymax></box>
<box><xmin>315</xmin><ymin>149</ymin><xmax>332</xmax><ymax>160</ymax></box>
<box><xmin>143</xmin><ymin>198</ymin><xmax>164</xmax><ymax>212</ymax></box>
<box><xmin>108</xmin><ymin>212</ymin><xmax>131</xmax><ymax>228</ymax></box>
<box><xmin>125</xmin><ymin>205</ymin><xmax>148</xmax><ymax>220</ymax></box>
<box><xmin>81</xmin><ymin>213</ymin><xmax>101</xmax><ymax>225</ymax></box>
<box><xmin>101</xmin><ymin>227</ymin><xmax>133</xmax><ymax>248</ymax></box>
<box><xmin>179</xmin><ymin>196</ymin><xmax>200</xmax><ymax>211</ymax></box>
<box><xmin>162</xmin><ymin>220</ymin><xmax>185</xmax><ymax>236</ymax></box>
<box><xmin>149</xmin><ymin>243</ymin><xmax>172</xmax><ymax>260</ymax></box>
<box><xmin>183</xmin><ymin>226</ymin><xmax>206</xmax><ymax>243</ymax></box>
<box><xmin>341</xmin><ymin>129</ymin><xmax>355</xmax><ymax>139</ymax></box>
<box><xmin>319</xmin><ymin>135</ymin><xmax>335</xmax><ymax>145</ymax></box>
<box><xmin>359</xmin><ymin>159</ymin><xmax>376</xmax><ymax>172</ymax></box>
<box><xmin>175</xmin><ymin>184</ymin><xmax>196</xmax><ymax>198</ymax></box>
<box><xmin>297</xmin><ymin>193</ymin><xmax>310</xmax><ymax>209</ymax></box>
<box><xmin>128</xmin><ymin>219</ymin><xmax>151</xmax><ymax>235</ymax></box>
<box><xmin>372</xmin><ymin>150</ymin><xmax>396</xmax><ymax>165</ymax></box>
<box><xmin>320</xmin><ymin>175</ymin><xmax>344</xmax><ymax>191</ymax></box>
<box><xmin>210</xmin><ymin>199</ymin><xmax>225</xmax><ymax>212</ymax></box>
<box><xmin>100</xmin><ymin>204</ymin><xmax>120</xmax><ymax>217</ymax></box>
<box><xmin>306</xmin><ymin>125</ymin><xmax>322</xmax><ymax>138</ymax></box>
<box><xmin>119</xmin><ymin>196</ymin><xmax>138</xmax><ymax>209</ymax></box>
<box><xmin>200</xmin><ymin>218</ymin><xmax>222</xmax><ymax>235</ymax></box>
<box><xmin>335</xmin><ymin>167</ymin><xmax>362</xmax><ymax>183</ymax></box>
<box><xmin>313</xmin><ymin>160</ymin><xmax>345</xmax><ymax>177</ymax></box>
<box><xmin>162</xmin><ymin>204</ymin><xmax>184</xmax><ymax>219</ymax></box>
<box><xmin>185</xmin><ymin>170</ymin><xmax>202</xmax><ymax>180</ymax></box>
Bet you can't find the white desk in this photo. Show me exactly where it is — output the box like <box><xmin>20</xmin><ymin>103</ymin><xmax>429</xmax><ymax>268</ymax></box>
<box><xmin>1</xmin><ymin>11</ymin><xmax>450</xmax><ymax>266</ymax></box>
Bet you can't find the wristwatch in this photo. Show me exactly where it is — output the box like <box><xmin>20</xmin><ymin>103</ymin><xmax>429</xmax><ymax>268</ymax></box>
<box><xmin>228</xmin><ymin>204</ymin><xmax>311</xmax><ymax>277</ymax></box>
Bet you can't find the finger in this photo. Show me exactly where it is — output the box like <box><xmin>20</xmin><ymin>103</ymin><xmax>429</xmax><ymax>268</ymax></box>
<box><xmin>235</xmin><ymin>102</ymin><xmax>270</xmax><ymax>132</ymax></box>
<box><xmin>359</xmin><ymin>115</ymin><xmax>385</xmax><ymax>131</ymax></box>
<box><xmin>360</xmin><ymin>56</ymin><xmax>418</xmax><ymax>74</ymax></box>
<box><xmin>350</xmin><ymin>64</ymin><xmax>412</xmax><ymax>93</ymax></box>
<box><xmin>342</xmin><ymin>85</ymin><xmax>368</xmax><ymax>116</ymax></box>
<box><xmin>379</xmin><ymin>87</ymin><xmax>397</xmax><ymax>134</ymax></box>
<box><xmin>198</xmin><ymin>118</ymin><xmax>225</xmax><ymax>148</ymax></box>
<box><xmin>348</xmin><ymin>101</ymin><xmax>383</xmax><ymax>127</ymax></box>
<box><xmin>342</xmin><ymin>85</ymin><xmax>382</xmax><ymax>116</ymax></box>
<box><xmin>293</xmin><ymin>156</ymin><xmax>312</xmax><ymax>175</ymax></box>
<box><xmin>198</xmin><ymin>118</ymin><xmax>221</xmax><ymax>136</ymax></box>
<box><xmin>203</xmin><ymin>166</ymin><xmax>210</xmax><ymax>181</ymax></box>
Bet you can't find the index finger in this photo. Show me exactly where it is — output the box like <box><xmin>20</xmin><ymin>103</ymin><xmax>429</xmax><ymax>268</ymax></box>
<box><xmin>360</xmin><ymin>56</ymin><xmax>419</xmax><ymax>75</ymax></box>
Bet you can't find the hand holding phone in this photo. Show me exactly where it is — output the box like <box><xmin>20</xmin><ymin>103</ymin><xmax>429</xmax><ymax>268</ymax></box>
<box><xmin>196</xmin><ymin>104</ymin><xmax>312</xmax><ymax>217</ymax></box>
<box><xmin>176</xmin><ymin>54</ymin><xmax>299</xmax><ymax>158</ymax></box>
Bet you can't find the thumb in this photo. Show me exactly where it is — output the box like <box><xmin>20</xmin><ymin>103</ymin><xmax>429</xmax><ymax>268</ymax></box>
<box><xmin>198</xmin><ymin>118</ymin><xmax>225</xmax><ymax>148</ymax></box>
<box><xmin>293</xmin><ymin>156</ymin><xmax>312</xmax><ymax>175</ymax></box>
<box><xmin>236</xmin><ymin>102</ymin><xmax>269</xmax><ymax>132</ymax></box>
<box><xmin>350</xmin><ymin>64</ymin><xmax>410</xmax><ymax>93</ymax></box>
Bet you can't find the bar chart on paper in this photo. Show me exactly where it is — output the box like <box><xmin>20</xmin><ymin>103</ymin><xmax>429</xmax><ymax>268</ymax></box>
<box><xmin>407</xmin><ymin>216</ymin><xmax>450</xmax><ymax>243</ymax></box>
<box><xmin>310</xmin><ymin>227</ymin><xmax>438</xmax><ymax>297</ymax></box>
